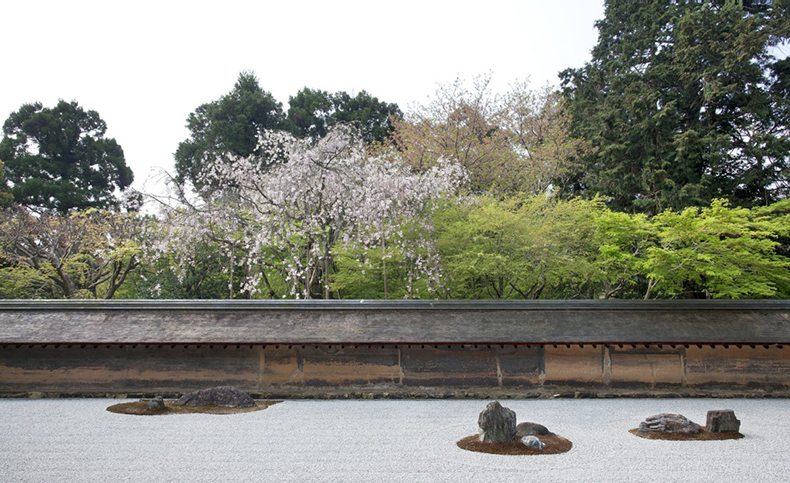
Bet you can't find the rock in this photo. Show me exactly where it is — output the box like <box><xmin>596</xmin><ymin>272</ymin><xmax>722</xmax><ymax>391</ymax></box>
<box><xmin>147</xmin><ymin>396</ymin><xmax>165</xmax><ymax>411</ymax></box>
<box><xmin>706</xmin><ymin>410</ymin><xmax>741</xmax><ymax>433</ymax></box>
<box><xmin>516</xmin><ymin>422</ymin><xmax>553</xmax><ymax>436</ymax></box>
<box><xmin>521</xmin><ymin>435</ymin><xmax>545</xmax><ymax>449</ymax></box>
<box><xmin>638</xmin><ymin>413</ymin><xmax>701</xmax><ymax>434</ymax></box>
<box><xmin>478</xmin><ymin>401</ymin><xmax>517</xmax><ymax>443</ymax></box>
<box><xmin>172</xmin><ymin>386</ymin><xmax>255</xmax><ymax>408</ymax></box>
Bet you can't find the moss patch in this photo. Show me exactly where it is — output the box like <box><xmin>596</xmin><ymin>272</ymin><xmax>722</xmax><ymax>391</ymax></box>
<box><xmin>107</xmin><ymin>400</ymin><xmax>280</xmax><ymax>416</ymax></box>
<box><xmin>629</xmin><ymin>429</ymin><xmax>744</xmax><ymax>441</ymax></box>
<box><xmin>456</xmin><ymin>434</ymin><xmax>573</xmax><ymax>455</ymax></box>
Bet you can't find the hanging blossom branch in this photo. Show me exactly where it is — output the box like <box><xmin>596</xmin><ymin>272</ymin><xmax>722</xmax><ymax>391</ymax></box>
<box><xmin>342</xmin><ymin>152</ymin><xmax>467</xmax><ymax>298</ymax></box>
<box><xmin>147</xmin><ymin>124</ymin><xmax>466</xmax><ymax>299</ymax></box>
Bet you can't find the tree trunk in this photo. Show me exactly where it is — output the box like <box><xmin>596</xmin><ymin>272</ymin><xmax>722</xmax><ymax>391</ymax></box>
<box><xmin>228</xmin><ymin>249</ymin><xmax>234</xmax><ymax>300</ymax></box>
<box><xmin>304</xmin><ymin>244</ymin><xmax>312</xmax><ymax>299</ymax></box>
<box><xmin>644</xmin><ymin>278</ymin><xmax>658</xmax><ymax>300</ymax></box>
<box><xmin>408</xmin><ymin>260</ymin><xmax>415</xmax><ymax>299</ymax></box>
<box><xmin>54</xmin><ymin>266</ymin><xmax>76</xmax><ymax>298</ymax></box>
<box><xmin>382</xmin><ymin>236</ymin><xmax>388</xmax><ymax>300</ymax></box>
<box><xmin>324</xmin><ymin>250</ymin><xmax>330</xmax><ymax>299</ymax></box>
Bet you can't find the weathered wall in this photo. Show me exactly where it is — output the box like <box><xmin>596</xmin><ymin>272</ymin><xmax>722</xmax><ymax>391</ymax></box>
<box><xmin>2</xmin><ymin>343</ymin><xmax>788</xmax><ymax>397</ymax></box>
<box><xmin>3</xmin><ymin>300</ymin><xmax>789</xmax><ymax>398</ymax></box>
<box><xmin>3</xmin><ymin>299</ymin><xmax>790</xmax><ymax>345</ymax></box>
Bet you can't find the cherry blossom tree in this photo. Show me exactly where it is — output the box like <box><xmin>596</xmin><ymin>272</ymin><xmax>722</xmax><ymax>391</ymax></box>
<box><xmin>390</xmin><ymin>75</ymin><xmax>588</xmax><ymax>195</ymax></box>
<box><xmin>148</xmin><ymin>125</ymin><xmax>465</xmax><ymax>299</ymax></box>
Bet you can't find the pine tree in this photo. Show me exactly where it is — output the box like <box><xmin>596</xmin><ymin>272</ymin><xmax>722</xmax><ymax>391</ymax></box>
<box><xmin>560</xmin><ymin>0</ymin><xmax>790</xmax><ymax>213</ymax></box>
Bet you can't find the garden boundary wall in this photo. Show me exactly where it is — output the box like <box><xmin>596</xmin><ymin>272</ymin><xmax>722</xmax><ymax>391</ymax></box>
<box><xmin>1</xmin><ymin>300</ymin><xmax>789</xmax><ymax>398</ymax></box>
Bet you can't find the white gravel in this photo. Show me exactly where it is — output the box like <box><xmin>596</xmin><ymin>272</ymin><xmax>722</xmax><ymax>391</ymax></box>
<box><xmin>1</xmin><ymin>398</ymin><xmax>788</xmax><ymax>482</ymax></box>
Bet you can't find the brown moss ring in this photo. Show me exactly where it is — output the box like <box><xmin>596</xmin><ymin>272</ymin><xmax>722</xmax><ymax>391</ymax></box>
<box><xmin>106</xmin><ymin>400</ymin><xmax>280</xmax><ymax>415</ymax></box>
<box><xmin>629</xmin><ymin>429</ymin><xmax>744</xmax><ymax>441</ymax></box>
<box><xmin>456</xmin><ymin>434</ymin><xmax>573</xmax><ymax>455</ymax></box>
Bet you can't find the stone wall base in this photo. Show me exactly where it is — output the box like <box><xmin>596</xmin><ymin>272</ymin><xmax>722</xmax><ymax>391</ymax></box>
<box><xmin>2</xmin><ymin>344</ymin><xmax>789</xmax><ymax>398</ymax></box>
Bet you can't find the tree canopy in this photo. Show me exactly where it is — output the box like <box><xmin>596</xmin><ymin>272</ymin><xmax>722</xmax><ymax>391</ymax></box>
<box><xmin>560</xmin><ymin>0</ymin><xmax>790</xmax><ymax>213</ymax></box>
<box><xmin>6</xmin><ymin>12</ymin><xmax>790</xmax><ymax>301</ymax></box>
<box><xmin>174</xmin><ymin>71</ymin><xmax>286</xmax><ymax>189</ymax></box>
<box><xmin>0</xmin><ymin>161</ymin><xmax>13</xmax><ymax>209</ymax></box>
<box><xmin>285</xmin><ymin>88</ymin><xmax>401</xmax><ymax>145</ymax></box>
<box><xmin>175</xmin><ymin>73</ymin><xmax>402</xmax><ymax>190</ymax></box>
<box><xmin>0</xmin><ymin>100</ymin><xmax>133</xmax><ymax>213</ymax></box>
<box><xmin>432</xmin><ymin>195</ymin><xmax>790</xmax><ymax>300</ymax></box>
<box><xmin>152</xmin><ymin>125</ymin><xmax>464</xmax><ymax>299</ymax></box>
<box><xmin>0</xmin><ymin>207</ymin><xmax>142</xmax><ymax>299</ymax></box>
<box><xmin>392</xmin><ymin>76</ymin><xmax>587</xmax><ymax>195</ymax></box>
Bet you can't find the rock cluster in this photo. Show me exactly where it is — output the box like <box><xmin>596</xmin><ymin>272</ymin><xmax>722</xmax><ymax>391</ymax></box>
<box><xmin>638</xmin><ymin>413</ymin><xmax>701</xmax><ymax>434</ymax></box>
<box><xmin>172</xmin><ymin>386</ymin><xmax>255</xmax><ymax>408</ymax></box>
<box><xmin>478</xmin><ymin>401</ymin><xmax>518</xmax><ymax>443</ymax></box>
<box><xmin>475</xmin><ymin>400</ymin><xmax>558</xmax><ymax>452</ymax></box>
<box><xmin>706</xmin><ymin>409</ymin><xmax>740</xmax><ymax>433</ymax></box>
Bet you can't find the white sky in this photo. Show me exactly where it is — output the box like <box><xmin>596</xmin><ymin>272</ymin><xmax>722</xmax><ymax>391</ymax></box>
<box><xmin>0</xmin><ymin>1</ymin><xmax>604</xmax><ymax>196</ymax></box>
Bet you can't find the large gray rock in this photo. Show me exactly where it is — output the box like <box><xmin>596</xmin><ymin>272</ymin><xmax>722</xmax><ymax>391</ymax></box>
<box><xmin>516</xmin><ymin>422</ymin><xmax>552</xmax><ymax>436</ymax></box>
<box><xmin>172</xmin><ymin>386</ymin><xmax>255</xmax><ymax>408</ymax></box>
<box><xmin>478</xmin><ymin>401</ymin><xmax>517</xmax><ymax>443</ymax></box>
<box><xmin>638</xmin><ymin>413</ymin><xmax>701</xmax><ymax>434</ymax></box>
<box><xmin>706</xmin><ymin>410</ymin><xmax>741</xmax><ymax>433</ymax></box>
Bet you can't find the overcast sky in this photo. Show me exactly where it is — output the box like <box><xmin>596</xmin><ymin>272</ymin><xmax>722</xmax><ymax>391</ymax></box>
<box><xmin>1</xmin><ymin>1</ymin><xmax>604</xmax><ymax>195</ymax></box>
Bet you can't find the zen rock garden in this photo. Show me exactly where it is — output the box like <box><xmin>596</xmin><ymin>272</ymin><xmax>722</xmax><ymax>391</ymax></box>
<box><xmin>632</xmin><ymin>409</ymin><xmax>743</xmax><ymax>441</ymax></box>
<box><xmin>109</xmin><ymin>392</ymin><xmax>746</xmax><ymax>451</ymax></box>
<box><xmin>456</xmin><ymin>401</ymin><xmax>573</xmax><ymax>455</ymax></box>
<box><xmin>456</xmin><ymin>401</ymin><xmax>745</xmax><ymax>455</ymax></box>
<box><xmin>107</xmin><ymin>386</ymin><xmax>278</xmax><ymax>415</ymax></box>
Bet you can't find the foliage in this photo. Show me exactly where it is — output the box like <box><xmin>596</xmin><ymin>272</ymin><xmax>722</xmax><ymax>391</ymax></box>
<box><xmin>175</xmin><ymin>73</ymin><xmax>403</xmax><ymax>191</ymax></box>
<box><xmin>130</xmin><ymin>241</ymin><xmax>241</xmax><ymax>299</ymax></box>
<box><xmin>6</xmin><ymin>54</ymin><xmax>789</xmax><ymax>300</ymax></box>
<box><xmin>330</xmin><ymin>243</ymin><xmax>430</xmax><ymax>299</ymax></box>
<box><xmin>174</xmin><ymin>71</ymin><xmax>286</xmax><ymax>189</ymax></box>
<box><xmin>593</xmin><ymin>210</ymin><xmax>654</xmax><ymax>299</ymax></box>
<box><xmin>0</xmin><ymin>266</ymin><xmax>53</xmax><ymax>299</ymax></box>
<box><xmin>0</xmin><ymin>160</ymin><xmax>13</xmax><ymax>209</ymax></box>
<box><xmin>560</xmin><ymin>0</ymin><xmax>790</xmax><ymax>213</ymax></box>
<box><xmin>284</xmin><ymin>87</ymin><xmax>333</xmax><ymax>142</ymax></box>
<box><xmin>433</xmin><ymin>195</ymin><xmax>790</xmax><ymax>300</ymax></box>
<box><xmin>0</xmin><ymin>207</ymin><xmax>142</xmax><ymax>298</ymax></box>
<box><xmin>435</xmin><ymin>196</ymin><xmax>604</xmax><ymax>299</ymax></box>
<box><xmin>285</xmin><ymin>88</ymin><xmax>401</xmax><ymax>144</ymax></box>
<box><xmin>391</xmin><ymin>76</ymin><xmax>588</xmax><ymax>195</ymax></box>
<box><xmin>0</xmin><ymin>100</ymin><xmax>133</xmax><ymax>213</ymax></box>
<box><xmin>642</xmin><ymin>199</ymin><xmax>790</xmax><ymax>299</ymax></box>
<box><xmin>150</xmin><ymin>125</ymin><xmax>465</xmax><ymax>299</ymax></box>
<box><xmin>391</xmin><ymin>75</ymin><xmax>508</xmax><ymax>193</ymax></box>
<box><xmin>501</xmin><ymin>84</ymin><xmax>591</xmax><ymax>195</ymax></box>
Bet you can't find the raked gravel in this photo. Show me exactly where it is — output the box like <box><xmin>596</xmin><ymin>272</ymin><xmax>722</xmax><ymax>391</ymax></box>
<box><xmin>1</xmin><ymin>398</ymin><xmax>789</xmax><ymax>482</ymax></box>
